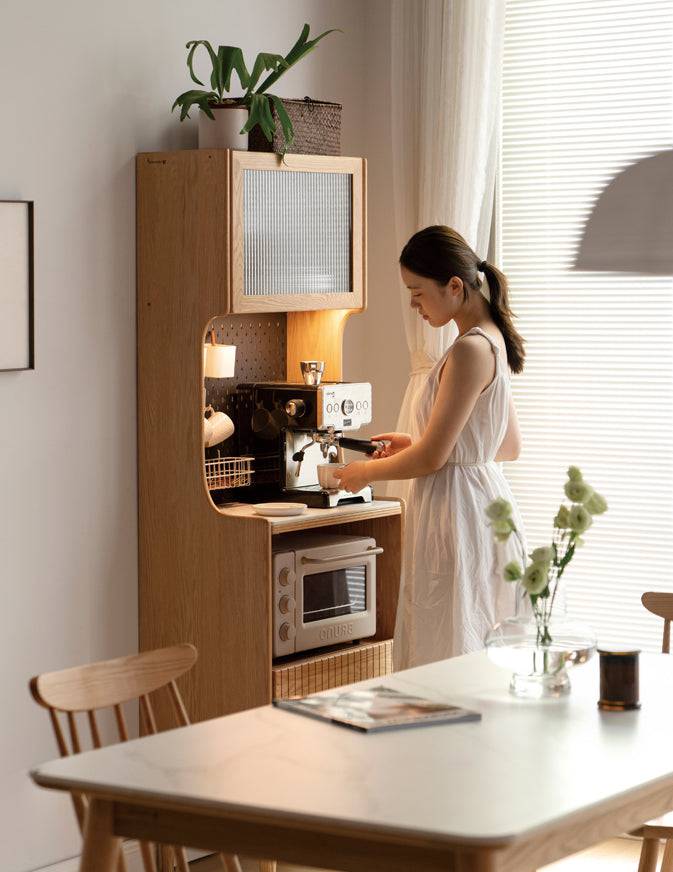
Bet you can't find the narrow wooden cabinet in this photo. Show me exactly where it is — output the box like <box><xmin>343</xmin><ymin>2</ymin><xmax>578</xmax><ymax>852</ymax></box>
<box><xmin>137</xmin><ymin>148</ymin><xmax>399</xmax><ymax>725</ymax></box>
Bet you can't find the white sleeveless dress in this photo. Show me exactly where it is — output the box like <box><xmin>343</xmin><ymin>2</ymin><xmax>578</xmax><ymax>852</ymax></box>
<box><xmin>393</xmin><ymin>326</ymin><xmax>524</xmax><ymax>670</ymax></box>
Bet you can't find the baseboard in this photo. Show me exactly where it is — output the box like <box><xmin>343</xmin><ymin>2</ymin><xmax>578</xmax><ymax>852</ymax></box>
<box><xmin>36</xmin><ymin>842</ymin><xmax>213</xmax><ymax>871</ymax></box>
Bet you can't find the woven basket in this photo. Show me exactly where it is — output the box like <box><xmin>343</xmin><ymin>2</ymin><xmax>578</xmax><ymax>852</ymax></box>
<box><xmin>248</xmin><ymin>97</ymin><xmax>341</xmax><ymax>156</ymax></box>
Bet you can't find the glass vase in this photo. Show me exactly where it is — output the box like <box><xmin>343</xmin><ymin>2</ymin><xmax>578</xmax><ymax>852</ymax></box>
<box><xmin>485</xmin><ymin>591</ymin><xmax>597</xmax><ymax>699</ymax></box>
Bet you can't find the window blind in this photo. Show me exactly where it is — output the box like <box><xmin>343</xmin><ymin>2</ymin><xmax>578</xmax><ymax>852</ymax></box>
<box><xmin>501</xmin><ymin>0</ymin><xmax>673</xmax><ymax>651</ymax></box>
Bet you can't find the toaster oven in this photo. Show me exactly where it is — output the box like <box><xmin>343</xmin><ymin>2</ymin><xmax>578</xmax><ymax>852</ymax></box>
<box><xmin>272</xmin><ymin>532</ymin><xmax>381</xmax><ymax>657</ymax></box>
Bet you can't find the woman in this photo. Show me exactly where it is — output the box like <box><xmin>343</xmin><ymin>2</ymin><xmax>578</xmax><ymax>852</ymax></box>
<box><xmin>335</xmin><ymin>226</ymin><xmax>525</xmax><ymax>670</ymax></box>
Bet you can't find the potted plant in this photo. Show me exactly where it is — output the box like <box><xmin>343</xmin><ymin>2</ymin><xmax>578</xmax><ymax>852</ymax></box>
<box><xmin>484</xmin><ymin>466</ymin><xmax>608</xmax><ymax>698</ymax></box>
<box><xmin>172</xmin><ymin>23</ymin><xmax>339</xmax><ymax>151</ymax></box>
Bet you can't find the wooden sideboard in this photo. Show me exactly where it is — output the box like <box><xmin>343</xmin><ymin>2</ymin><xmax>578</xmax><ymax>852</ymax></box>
<box><xmin>136</xmin><ymin>149</ymin><xmax>402</xmax><ymax>723</ymax></box>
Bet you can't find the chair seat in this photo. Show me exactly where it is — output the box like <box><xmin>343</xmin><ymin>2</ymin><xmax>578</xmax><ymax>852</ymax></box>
<box><xmin>633</xmin><ymin>811</ymin><xmax>673</xmax><ymax>839</ymax></box>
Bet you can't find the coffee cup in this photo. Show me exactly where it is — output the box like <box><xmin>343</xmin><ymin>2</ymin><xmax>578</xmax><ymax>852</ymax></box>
<box><xmin>317</xmin><ymin>462</ymin><xmax>346</xmax><ymax>492</ymax></box>
<box><xmin>204</xmin><ymin>411</ymin><xmax>235</xmax><ymax>447</ymax></box>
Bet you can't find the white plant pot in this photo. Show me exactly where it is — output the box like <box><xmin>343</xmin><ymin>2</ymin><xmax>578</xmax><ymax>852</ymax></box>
<box><xmin>198</xmin><ymin>105</ymin><xmax>248</xmax><ymax>150</ymax></box>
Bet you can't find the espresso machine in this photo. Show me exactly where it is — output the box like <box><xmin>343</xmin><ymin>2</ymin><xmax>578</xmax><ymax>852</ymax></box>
<box><xmin>235</xmin><ymin>363</ymin><xmax>380</xmax><ymax>508</ymax></box>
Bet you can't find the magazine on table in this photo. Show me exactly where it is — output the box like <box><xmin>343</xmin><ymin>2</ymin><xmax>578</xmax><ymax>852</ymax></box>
<box><xmin>273</xmin><ymin>684</ymin><xmax>481</xmax><ymax>733</ymax></box>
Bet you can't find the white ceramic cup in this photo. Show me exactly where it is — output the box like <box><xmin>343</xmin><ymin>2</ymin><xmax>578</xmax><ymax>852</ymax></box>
<box><xmin>205</xmin><ymin>412</ymin><xmax>235</xmax><ymax>447</ymax></box>
<box><xmin>317</xmin><ymin>462</ymin><xmax>346</xmax><ymax>492</ymax></box>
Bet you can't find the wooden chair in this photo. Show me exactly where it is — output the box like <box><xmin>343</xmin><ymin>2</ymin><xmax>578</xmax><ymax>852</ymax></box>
<box><xmin>29</xmin><ymin>644</ymin><xmax>263</xmax><ymax>872</ymax></box>
<box><xmin>635</xmin><ymin>593</ymin><xmax>673</xmax><ymax>872</ymax></box>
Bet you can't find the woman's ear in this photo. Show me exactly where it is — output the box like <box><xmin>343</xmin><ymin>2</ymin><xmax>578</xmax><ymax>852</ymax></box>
<box><xmin>448</xmin><ymin>276</ymin><xmax>464</xmax><ymax>298</ymax></box>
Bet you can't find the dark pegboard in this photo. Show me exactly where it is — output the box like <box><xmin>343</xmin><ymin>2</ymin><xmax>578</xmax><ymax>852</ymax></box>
<box><xmin>204</xmin><ymin>313</ymin><xmax>286</xmax><ymax>459</ymax></box>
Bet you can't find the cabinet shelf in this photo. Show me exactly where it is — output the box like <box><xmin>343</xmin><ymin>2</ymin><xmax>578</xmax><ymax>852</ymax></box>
<box><xmin>215</xmin><ymin>497</ymin><xmax>402</xmax><ymax>535</ymax></box>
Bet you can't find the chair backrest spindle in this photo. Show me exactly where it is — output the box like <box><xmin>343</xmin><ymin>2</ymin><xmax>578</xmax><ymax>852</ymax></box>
<box><xmin>87</xmin><ymin>709</ymin><xmax>102</xmax><ymax>749</ymax></box>
<box><xmin>140</xmin><ymin>694</ymin><xmax>158</xmax><ymax>735</ymax></box>
<box><xmin>67</xmin><ymin>711</ymin><xmax>81</xmax><ymax>754</ymax></box>
<box><xmin>168</xmin><ymin>679</ymin><xmax>190</xmax><ymax>727</ymax></box>
<box><xmin>114</xmin><ymin>703</ymin><xmax>129</xmax><ymax>742</ymax></box>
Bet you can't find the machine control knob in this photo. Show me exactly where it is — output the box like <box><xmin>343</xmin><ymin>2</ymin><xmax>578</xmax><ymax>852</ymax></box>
<box><xmin>278</xmin><ymin>567</ymin><xmax>295</xmax><ymax>587</ymax></box>
<box><xmin>285</xmin><ymin>399</ymin><xmax>306</xmax><ymax>418</ymax></box>
<box><xmin>279</xmin><ymin>622</ymin><xmax>296</xmax><ymax>642</ymax></box>
<box><xmin>279</xmin><ymin>595</ymin><xmax>296</xmax><ymax>614</ymax></box>
<box><xmin>342</xmin><ymin>399</ymin><xmax>355</xmax><ymax>415</ymax></box>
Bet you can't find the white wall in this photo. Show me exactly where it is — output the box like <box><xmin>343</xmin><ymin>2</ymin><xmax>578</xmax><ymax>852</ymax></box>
<box><xmin>349</xmin><ymin>0</ymin><xmax>409</xmax><ymax>439</ymax></box>
<box><xmin>0</xmin><ymin>3</ymin><xmax>381</xmax><ymax>870</ymax></box>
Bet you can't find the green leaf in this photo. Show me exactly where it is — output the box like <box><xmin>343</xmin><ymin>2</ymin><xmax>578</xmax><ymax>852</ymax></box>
<box><xmin>198</xmin><ymin>98</ymin><xmax>216</xmax><ymax>121</ymax></box>
<box><xmin>171</xmin><ymin>89</ymin><xmax>219</xmax><ymax>120</ymax></box>
<box><xmin>269</xmin><ymin>94</ymin><xmax>294</xmax><ymax>146</ymax></box>
<box><xmin>256</xmin><ymin>23</ymin><xmax>341</xmax><ymax>94</ymax></box>
<box><xmin>185</xmin><ymin>40</ymin><xmax>217</xmax><ymax>88</ymax></box>
<box><xmin>242</xmin><ymin>93</ymin><xmax>276</xmax><ymax>141</ymax></box>
<box><xmin>216</xmin><ymin>46</ymin><xmax>250</xmax><ymax>96</ymax></box>
<box><xmin>246</xmin><ymin>53</ymin><xmax>289</xmax><ymax>94</ymax></box>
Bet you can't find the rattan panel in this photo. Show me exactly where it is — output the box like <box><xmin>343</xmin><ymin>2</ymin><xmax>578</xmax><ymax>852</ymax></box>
<box><xmin>272</xmin><ymin>639</ymin><xmax>393</xmax><ymax>700</ymax></box>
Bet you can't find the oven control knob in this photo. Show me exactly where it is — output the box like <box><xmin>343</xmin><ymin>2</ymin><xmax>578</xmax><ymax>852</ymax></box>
<box><xmin>342</xmin><ymin>399</ymin><xmax>354</xmax><ymax>415</ymax></box>
<box><xmin>279</xmin><ymin>622</ymin><xmax>295</xmax><ymax>642</ymax></box>
<box><xmin>279</xmin><ymin>595</ymin><xmax>295</xmax><ymax>614</ymax></box>
<box><xmin>278</xmin><ymin>567</ymin><xmax>295</xmax><ymax>587</ymax></box>
<box><xmin>285</xmin><ymin>399</ymin><xmax>305</xmax><ymax>418</ymax></box>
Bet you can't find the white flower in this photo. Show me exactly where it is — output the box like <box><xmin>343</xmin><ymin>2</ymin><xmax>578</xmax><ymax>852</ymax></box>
<box><xmin>584</xmin><ymin>491</ymin><xmax>608</xmax><ymax>515</ymax></box>
<box><xmin>554</xmin><ymin>505</ymin><xmax>570</xmax><ymax>529</ymax></box>
<box><xmin>530</xmin><ymin>546</ymin><xmax>554</xmax><ymax>564</ymax></box>
<box><xmin>564</xmin><ymin>480</ymin><xmax>593</xmax><ymax>503</ymax></box>
<box><xmin>569</xmin><ymin>504</ymin><xmax>593</xmax><ymax>534</ymax></box>
<box><xmin>522</xmin><ymin>562</ymin><xmax>550</xmax><ymax>595</ymax></box>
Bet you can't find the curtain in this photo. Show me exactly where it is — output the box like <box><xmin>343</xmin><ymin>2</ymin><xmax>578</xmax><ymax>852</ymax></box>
<box><xmin>387</xmin><ymin>0</ymin><xmax>504</xmax><ymax>499</ymax></box>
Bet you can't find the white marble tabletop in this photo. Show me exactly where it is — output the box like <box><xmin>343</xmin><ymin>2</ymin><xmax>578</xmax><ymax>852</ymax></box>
<box><xmin>31</xmin><ymin>651</ymin><xmax>673</xmax><ymax>849</ymax></box>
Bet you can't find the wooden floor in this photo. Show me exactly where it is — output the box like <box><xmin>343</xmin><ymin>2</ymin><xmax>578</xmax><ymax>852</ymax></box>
<box><xmin>191</xmin><ymin>836</ymin><xmax>655</xmax><ymax>871</ymax></box>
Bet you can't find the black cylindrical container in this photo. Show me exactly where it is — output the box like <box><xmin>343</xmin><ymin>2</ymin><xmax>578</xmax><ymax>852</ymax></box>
<box><xmin>597</xmin><ymin>647</ymin><xmax>641</xmax><ymax>711</ymax></box>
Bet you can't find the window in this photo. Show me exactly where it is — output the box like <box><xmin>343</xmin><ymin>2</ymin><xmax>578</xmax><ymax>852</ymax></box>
<box><xmin>501</xmin><ymin>0</ymin><xmax>673</xmax><ymax>649</ymax></box>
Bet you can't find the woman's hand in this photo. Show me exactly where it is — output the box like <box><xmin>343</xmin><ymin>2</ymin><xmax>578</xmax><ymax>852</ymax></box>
<box><xmin>334</xmin><ymin>460</ymin><xmax>372</xmax><ymax>494</ymax></box>
<box><xmin>370</xmin><ymin>432</ymin><xmax>413</xmax><ymax>458</ymax></box>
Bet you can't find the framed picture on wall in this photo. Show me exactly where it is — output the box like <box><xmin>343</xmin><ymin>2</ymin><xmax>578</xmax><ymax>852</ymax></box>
<box><xmin>0</xmin><ymin>200</ymin><xmax>34</xmax><ymax>371</ymax></box>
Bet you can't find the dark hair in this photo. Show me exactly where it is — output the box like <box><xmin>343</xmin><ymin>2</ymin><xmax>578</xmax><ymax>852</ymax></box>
<box><xmin>399</xmin><ymin>225</ymin><xmax>525</xmax><ymax>374</ymax></box>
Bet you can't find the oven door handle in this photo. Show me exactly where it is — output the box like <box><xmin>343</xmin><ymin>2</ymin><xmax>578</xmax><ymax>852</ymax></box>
<box><xmin>300</xmin><ymin>546</ymin><xmax>384</xmax><ymax>565</ymax></box>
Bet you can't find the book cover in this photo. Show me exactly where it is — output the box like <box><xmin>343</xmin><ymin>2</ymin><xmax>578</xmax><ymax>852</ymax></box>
<box><xmin>273</xmin><ymin>684</ymin><xmax>481</xmax><ymax>732</ymax></box>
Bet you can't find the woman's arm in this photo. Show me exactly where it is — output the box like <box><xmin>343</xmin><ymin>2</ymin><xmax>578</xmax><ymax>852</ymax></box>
<box><xmin>495</xmin><ymin>396</ymin><xmax>522</xmax><ymax>462</ymax></box>
<box><xmin>335</xmin><ymin>337</ymin><xmax>494</xmax><ymax>491</ymax></box>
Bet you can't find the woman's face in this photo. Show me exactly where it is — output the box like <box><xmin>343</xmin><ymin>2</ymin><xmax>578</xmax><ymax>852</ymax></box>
<box><xmin>400</xmin><ymin>266</ymin><xmax>461</xmax><ymax>327</ymax></box>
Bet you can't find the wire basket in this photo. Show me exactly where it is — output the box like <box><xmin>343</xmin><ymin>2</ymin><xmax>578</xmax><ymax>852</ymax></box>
<box><xmin>204</xmin><ymin>455</ymin><xmax>253</xmax><ymax>491</ymax></box>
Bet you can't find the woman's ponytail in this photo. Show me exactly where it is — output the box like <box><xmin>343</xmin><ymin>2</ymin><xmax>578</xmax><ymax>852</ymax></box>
<box><xmin>480</xmin><ymin>261</ymin><xmax>525</xmax><ymax>374</ymax></box>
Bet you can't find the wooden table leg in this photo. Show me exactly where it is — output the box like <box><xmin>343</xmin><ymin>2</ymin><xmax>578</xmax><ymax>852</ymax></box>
<box><xmin>78</xmin><ymin>798</ymin><xmax>121</xmax><ymax>872</ymax></box>
<box><xmin>638</xmin><ymin>837</ymin><xmax>661</xmax><ymax>872</ymax></box>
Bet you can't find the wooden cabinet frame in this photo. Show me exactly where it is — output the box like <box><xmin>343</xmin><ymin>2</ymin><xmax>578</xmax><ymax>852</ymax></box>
<box><xmin>136</xmin><ymin>148</ymin><xmax>398</xmax><ymax>724</ymax></box>
<box><xmin>230</xmin><ymin>151</ymin><xmax>366</xmax><ymax>313</ymax></box>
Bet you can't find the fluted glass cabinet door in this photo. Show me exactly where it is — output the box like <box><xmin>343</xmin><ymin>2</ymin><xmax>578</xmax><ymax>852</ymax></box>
<box><xmin>231</xmin><ymin>152</ymin><xmax>365</xmax><ymax>312</ymax></box>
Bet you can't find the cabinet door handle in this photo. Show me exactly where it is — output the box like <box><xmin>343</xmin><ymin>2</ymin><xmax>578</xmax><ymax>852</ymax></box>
<box><xmin>301</xmin><ymin>547</ymin><xmax>384</xmax><ymax>565</ymax></box>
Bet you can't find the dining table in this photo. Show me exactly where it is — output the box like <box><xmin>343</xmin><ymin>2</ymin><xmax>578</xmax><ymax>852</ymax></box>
<box><xmin>30</xmin><ymin>650</ymin><xmax>673</xmax><ymax>872</ymax></box>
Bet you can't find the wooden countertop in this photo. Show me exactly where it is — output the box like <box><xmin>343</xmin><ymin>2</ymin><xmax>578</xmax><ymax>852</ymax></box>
<box><xmin>215</xmin><ymin>497</ymin><xmax>402</xmax><ymax>534</ymax></box>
